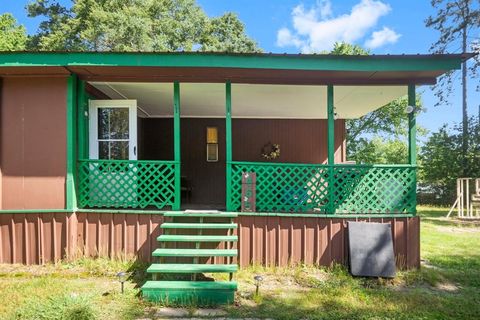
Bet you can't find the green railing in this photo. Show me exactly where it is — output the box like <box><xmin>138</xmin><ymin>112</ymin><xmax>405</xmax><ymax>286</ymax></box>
<box><xmin>77</xmin><ymin>159</ymin><xmax>177</xmax><ymax>209</ymax></box>
<box><xmin>229</xmin><ymin>161</ymin><xmax>416</xmax><ymax>214</ymax></box>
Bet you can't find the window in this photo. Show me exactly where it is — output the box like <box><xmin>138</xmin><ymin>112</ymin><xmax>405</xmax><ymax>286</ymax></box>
<box><xmin>89</xmin><ymin>100</ymin><xmax>137</xmax><ymax>160</ymax></box>
<box><xmin>206</xmin><ymin>127</ymin><xmax>218</xmax><ymax>162</ymax></box>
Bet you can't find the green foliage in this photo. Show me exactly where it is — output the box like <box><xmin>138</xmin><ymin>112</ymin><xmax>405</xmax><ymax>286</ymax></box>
<box><xmin>201</xmin><ymin>13</ymin><xmax>258</xmax><ymax>52</ymax></box>
<box><xmin>346</xmin><ymin>87</ymin><xmax>423</xmax><ymax>164</ymax></box>
<box><xmin>14</xmin><ymin>294</ymin><xmax>96</xmax><ymax>320</ymax></box>
<box><xmin>349</xmin><ymin>137</ymin><xmax>408</xmax><ymax>164</ymax></box>
<box><xmin>327</xmin><ymin>42</ymin><xmax>370</xmax><ymax>55</ymax></box>
<box><xmin>0</xmin><ymin>13</ymin><xmax>27</xmax><ymax>51</ymax></box>
<box><xmin>419</xmin><ymin>116</ymin><xmax>480</xmax><ymax>202</ymax></box>
<box><xmin>26</xmin><ymin>0</ymin><xmax>260</xmax><ymax>52</ymax></box>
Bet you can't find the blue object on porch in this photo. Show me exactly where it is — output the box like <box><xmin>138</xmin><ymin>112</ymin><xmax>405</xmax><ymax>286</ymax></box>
<box><xmin>282</xmin><ymin>187</ymin><xmax>309</xmax><ymax>206</ymax></box>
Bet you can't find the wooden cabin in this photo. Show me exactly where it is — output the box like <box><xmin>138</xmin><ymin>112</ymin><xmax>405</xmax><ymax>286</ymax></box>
<box><xmin>0</xmin><ymin>52</ymin><xmax>469</xmax><ymax>303</ymax></box>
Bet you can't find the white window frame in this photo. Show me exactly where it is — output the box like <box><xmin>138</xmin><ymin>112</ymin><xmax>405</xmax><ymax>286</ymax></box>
<box><xmin>89</xmin><ymin>100</ymin><xmax>137</xmax><ymax>160</ymax></box>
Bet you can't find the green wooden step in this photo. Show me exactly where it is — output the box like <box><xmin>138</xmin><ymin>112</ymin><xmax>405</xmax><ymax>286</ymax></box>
<box><xmin>161</xmin><ymin>222</ymin><xmax>237</xmax><ymax>229</ymax></box>
<box><xmin>157</xmin><ymin>234</ymin><xmax>238</xmax><ymax>242</ymax></box>
<box><xmin>152</xmin><ymin>248</ymin><xmax>237</xmax><ymax>257</ymax></box>
<box><xmin>142</xmin><ymin>280</ymin><xmax>237</xmax><ymax>305</ymax></box>
<box><xmin>147</xmin><ymin>263</ymin><xmax>238</xmax><ymax>273</ymax></box>
<box><xmin>165</xmin><ymin>212</ymin><xmax>238</xmax><ymax>218</ymax></box>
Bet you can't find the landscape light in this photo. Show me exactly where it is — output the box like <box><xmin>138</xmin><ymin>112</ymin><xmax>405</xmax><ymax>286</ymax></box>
<box><xmin>254</xmin><ymin>275</ymin><xmax>264</xmax><ymax>295</ymax></box>
<box><xmin>116</xmin><ymin>271</ymin><xmax>127</xmax><ymax>294</ymax></box>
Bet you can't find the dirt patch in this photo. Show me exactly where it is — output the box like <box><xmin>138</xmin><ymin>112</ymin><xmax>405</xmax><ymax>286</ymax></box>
<box><xmin>435</xmin><ymin>225</ymin><xmax>480</xmax><ymax>233</ymax></box>
<box><xmin>435</xmin><ymin>282</ymin><xmax>460</xmax><ymax>292</ymax></box>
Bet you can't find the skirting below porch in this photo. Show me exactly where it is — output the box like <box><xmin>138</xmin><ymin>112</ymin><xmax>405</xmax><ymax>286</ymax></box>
<box><xmin>0</xmin><ymin>211</ymin><xmax>420</xmax><ymax>269</ymax></box>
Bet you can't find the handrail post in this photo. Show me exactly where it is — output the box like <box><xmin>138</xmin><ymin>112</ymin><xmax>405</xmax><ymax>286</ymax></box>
<box><xmin>225</xmin><ymin>81</ymin><xmax>233</xmax><ymax>211</ymax></box>
<box><xmin>408</xmin><ymin>84</ymin><xmax>417</xmax><ymax>214</ymax></box>
<box><xmin>173</xmin><ymin>82</ymin><xmax>181</xmax><ymax>211</ymax></box>
<box><xmin>327</xmin><ymin>85</ymin><xmax>335</xmax><ymax>214</ymax></box>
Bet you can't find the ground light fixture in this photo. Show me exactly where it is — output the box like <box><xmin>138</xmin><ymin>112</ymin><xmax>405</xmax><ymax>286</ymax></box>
<box><xmin>116</xmin><ymin>272</ymin><xmax>128</xmax><ymax>294</ymax></box>
<box><xmin>254</xmin><ymin>275</ymin><xmax>264</xmax><ymax>295</ymax></box>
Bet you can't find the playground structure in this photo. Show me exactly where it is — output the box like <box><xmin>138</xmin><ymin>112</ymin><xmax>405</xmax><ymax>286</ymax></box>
<box><xmin>447</xmin><ymin>178</ymin><xmax>480</xmax><ymax>218</ymax></box>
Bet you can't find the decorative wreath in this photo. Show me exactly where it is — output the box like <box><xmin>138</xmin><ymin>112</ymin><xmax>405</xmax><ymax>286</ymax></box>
<box><xmin>261</xmin><ymin>142</ymin><xmax>281</xmax><ymax>160</ymax></box>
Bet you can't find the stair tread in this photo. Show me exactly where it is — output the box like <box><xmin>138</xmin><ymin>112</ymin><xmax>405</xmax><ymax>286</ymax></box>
<box><xmin>147</xmin><ymin>263</ymin><xmax>238</xmax><ymax>273</ymax></box>
<box><xmin>152</xmin><ymin>248</ymin><xmax>237</xmax><ymax>257</ymax></box>
<box><xmin>157</xmin><ymin>235</ymin><xmax>238</xmax><ymax>242</ymax></box>
<box><xmin>165</xmin><ymin>212</ymin><xmax>238</xmax><ymax>218</ymax></box>
<box><xmin>161</xmin><ymin>223</ymin><xmax>237</xmax><ymax>229</ymax></box>
<box><xmin>142</xmin><ymin>280</ymin><xmax>237</xmax><ymax>290</ymax></box>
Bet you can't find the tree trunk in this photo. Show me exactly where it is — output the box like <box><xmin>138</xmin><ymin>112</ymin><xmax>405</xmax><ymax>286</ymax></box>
<box><xmin>461</xmin><ymin>22</ymin><xmax>468</xmax><ymax>176</ymax></box>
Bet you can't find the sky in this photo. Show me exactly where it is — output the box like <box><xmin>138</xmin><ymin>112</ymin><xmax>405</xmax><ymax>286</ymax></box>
<box><xmin>1</xmin><ymin>0</ymin><xmax>479</xmax><ymax>137</ymax></box>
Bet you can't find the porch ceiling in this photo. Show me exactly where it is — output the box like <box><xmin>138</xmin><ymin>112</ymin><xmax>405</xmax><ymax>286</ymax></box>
<box><xmin>90</xmin><ymin>82</ymin><xmax>406</xmax><ymax>119</ymax></box>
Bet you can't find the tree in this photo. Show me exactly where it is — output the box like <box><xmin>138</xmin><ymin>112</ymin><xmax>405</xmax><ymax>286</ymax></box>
<box><xmin>201</xmin><ymin>13</ymin><xmax>258</xmax><ymax>52</ymax></box>
<box><xmin>327</xmin><ymin>42</ymin><xmax>422</xmax><ymax>164</ymax></box>
<box><xmin>26</xmin><ymin>0</ymin><xmax>260</xmax><ymax>52</ymax></box>
<box><xmin>351</xmin><ymin>137</ymin><xmax>408</xmax><ymax>165</ymax></box>
<box><xmin>419</xmin><ymin>116</ymin><xmax>480</xmax><ymax>203</ymax></box>
<box><xmin>425</xmin><ymin>0</ymin><xmax>480</xmax><ymax>176</ymax></box>
<box><xmin>0</xmin><ymin>13</ymin><xmax>27</xmax><ymax>51</ymax></box>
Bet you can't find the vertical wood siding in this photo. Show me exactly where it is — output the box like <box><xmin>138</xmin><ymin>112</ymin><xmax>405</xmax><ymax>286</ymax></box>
<box><xmin>139</xmin><ymin>118</ymin><xmax>346</xmax><ymax>206</ymax></box>
<box><xmin>0</xmin><ymin>212</ymin><xmax>419</xmax><ymax>269</ymax></box>
<box><xmin>0</xmin><ymin>77</ymin><xmax>67</xmax><ymax>210</ymax></box>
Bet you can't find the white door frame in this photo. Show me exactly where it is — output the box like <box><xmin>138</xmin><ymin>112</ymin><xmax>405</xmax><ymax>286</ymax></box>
<box><xmin>89</xmin><ymin>99</ymin><xmax>137</xmax><ymax>160</ymax></box>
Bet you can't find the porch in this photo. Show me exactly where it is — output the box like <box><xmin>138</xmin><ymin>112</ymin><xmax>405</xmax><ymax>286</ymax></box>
<box><xmin>74</xmin><ymin>81</ymin><xmax>417</xmax><ymax>215</ymax></box>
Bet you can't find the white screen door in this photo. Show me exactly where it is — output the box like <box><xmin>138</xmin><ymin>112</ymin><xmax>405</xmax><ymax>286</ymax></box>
<box><xmin>89</xmin><ymin>100</ymin><xmax>137</xmax><ymax>160</ymax></box>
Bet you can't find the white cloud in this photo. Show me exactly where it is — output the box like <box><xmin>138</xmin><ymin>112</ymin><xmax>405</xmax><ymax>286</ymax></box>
<box><xmin>276</xmin><ymin>28</ymin><xmax>304</xmax><ymax>48</ymax></box>
<box><xmin>365</xmin><ymin>26</ymin><xmax>401</xmax><ymax>49</ymax></box>
<box><xmin>276</xmin><ymin>0</ymin><xmax>398</xmax><ymax>53</ymax></box>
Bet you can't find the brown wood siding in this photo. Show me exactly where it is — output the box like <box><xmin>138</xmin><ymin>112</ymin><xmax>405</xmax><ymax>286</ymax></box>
<box><xmin>139</xmin><ymin>118</ymin><xmax>346</xmax><ymax>206</ymax></box>
<box><xmin>0</xmin><ymin>77</ymin><xmax>67</xmax><ymax>209</ymax></box>
<box><xmin>233</xmin><ymin>119</ymin><xmax>345</xmax><ymax>163</ymax></box>
<box><xmin>0</xmin><ymin>212</ymin><xmax>419</xmax><ymax>269</ymax></box>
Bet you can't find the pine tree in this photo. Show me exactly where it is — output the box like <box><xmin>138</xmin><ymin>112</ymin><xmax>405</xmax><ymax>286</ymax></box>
<box><xmin>425</xmin><ymin>0</ymin><xmax>480</xmax><ymax>176</ymax></box>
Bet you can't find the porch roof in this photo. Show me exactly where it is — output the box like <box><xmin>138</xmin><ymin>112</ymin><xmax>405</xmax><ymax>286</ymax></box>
<box><xmin>0</xmin><ymin>51</ymin><xmax>472</xmax><ymax>85</ymax></box>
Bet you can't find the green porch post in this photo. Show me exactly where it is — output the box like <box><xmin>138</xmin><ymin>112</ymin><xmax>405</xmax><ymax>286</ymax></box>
<box><xmin>77</xmin><ymin>80</ymin><xmax>87</xmax><ymax>160</ymax></box>
<box><xmin>173</xmin><ymin>82</ymin><xmax>181</xmax><ymax>210</ymax></box>
<box><xmin>327</xmin><ymin>85</ymin><xmax>335</xmax><ymax>214</ymax></box>
<box><xmin>408</xmin><ymin>84</ymin><xmax>417</xmax><ymax>214</ymax></box>
<box><xmin>225</xmin><ymin>82</ymin><xmax>232</xmax><ymax>211</ymax></box>
<box><xmin>408</xmin><ymin>84</ymin><xmax>417</xmax><ymax>164</ymax></box>
<box><xmin>66</xmin><ymin>74</ymin><xmax>77</xmax><ymax>210</ymax></box>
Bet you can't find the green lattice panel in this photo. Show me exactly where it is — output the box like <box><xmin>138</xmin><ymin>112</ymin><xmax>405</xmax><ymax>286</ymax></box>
<box><xmin>78</xmin><ymin>160</ymin><xmax>176</xmax><ymax>209</ymax></box>
<box><xmin>332</xmin><ymin>166</ymin><xmax>416</xmax><ymax>214</ymax></box>
<box><xmin>230</xmin><ymin>162</ymin><xmax>329</xmax><ymax>213</ymax></box>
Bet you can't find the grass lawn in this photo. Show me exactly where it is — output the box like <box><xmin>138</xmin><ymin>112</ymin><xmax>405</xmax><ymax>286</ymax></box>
<box><xmin>0</xmin><ymin>206</ymin><xmax>479</xmax><ymax>319</ymax></box>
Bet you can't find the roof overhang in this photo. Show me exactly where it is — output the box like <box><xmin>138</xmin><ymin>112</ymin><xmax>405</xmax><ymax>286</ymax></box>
<box><xmin>0</xmin><ymin>52</ymin><xmax>473</xmax><ymax>85</ymax></box>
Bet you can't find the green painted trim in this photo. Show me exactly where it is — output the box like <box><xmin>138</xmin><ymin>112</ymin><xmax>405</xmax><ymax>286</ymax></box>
<box><xmin>408</xmin><ymin>84</ymin><xmax>417</xmax><ymax>215</ymax></box>
<box><xmin>327</xmin><ymin>85</ymin><xmax>335</xmax><ymax>165</ymax></box>
<box><xmin>173</xmin><ymin>82</ymin><xmax>181</xmax><ymax>210</ymax></box>
<box><xmin>237</xmin><ymin>212</ymin><xmax>416</xmax><ymax>218</ymax></box>
<box><xmin>327</xmin><ymin>85</ymin><xmax>335</xmax><ymax>214</ymax></box>
<box><xmin>66</xmin><ymin>74</ymin><xmax>77</xmax><ymax>211</ymax></box>
<box><xmin>408</xmin><ymin>84</ymin><xmax>417</xmax><ymax>165</ymax></box>
<box><xmin>0</xmin><ymin>209</ymin><xmax>73</xmax><ymax>214</ymax></box>
<box><xmin>77</xmin><ymin>209</ymin><xmax>169</xmax><ymax>215</ymax></box>
<box><xmin>0</xmin><ymin>52</ymin><xmax>463</xmax><ymax>72</ymax></box>
<box><xmin>77</xmin><ymin>80</ymin><xmax>87</xmax><ymax>159</ymax></box>
<box><xmin>78</xmin><ymin>159</ymin><xmax>178</xmax><ymax>164</ymax></box>
<box><xmin>228</xmin><ymin>161</ymin><xmax>416</xmax><ymax>168</ymax></box>
<box><xmin>225</xmin><ymin>81</ymin><xmax>233</xmax><ymax>211</ymax></box>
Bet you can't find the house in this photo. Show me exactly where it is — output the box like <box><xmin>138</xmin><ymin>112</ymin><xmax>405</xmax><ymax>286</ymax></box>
<box><xmin>0</xmin><ymin>51</ymin><xmax>470</xmax><ymax>304</ymax></box>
